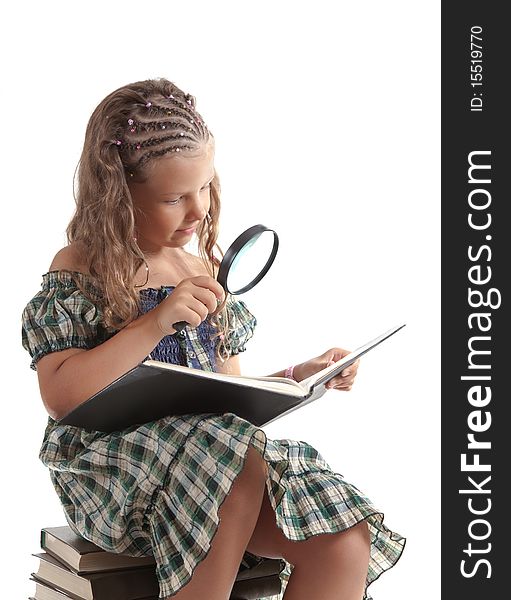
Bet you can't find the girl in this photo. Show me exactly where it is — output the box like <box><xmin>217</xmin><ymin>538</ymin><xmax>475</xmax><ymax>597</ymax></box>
<box><xmin>21</xmin><ymin>78</ymin><xmax>405</xmax><ymax>600</ymax></box>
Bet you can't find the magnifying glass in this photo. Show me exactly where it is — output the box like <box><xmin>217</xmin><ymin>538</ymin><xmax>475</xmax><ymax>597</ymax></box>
<box><xmin>172</xmin><ymin>224</ymin><xmax>279</xmax><ymax>334</ymax></box>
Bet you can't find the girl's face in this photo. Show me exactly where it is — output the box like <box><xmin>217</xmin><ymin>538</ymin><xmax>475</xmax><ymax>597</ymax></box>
<box><xmin>128</xmin><ymin>142</ymin><xmax>215</xmax><ymax>255</ymax></box>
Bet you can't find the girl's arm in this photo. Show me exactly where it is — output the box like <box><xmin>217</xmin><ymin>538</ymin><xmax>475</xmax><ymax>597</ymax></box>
<box><xmin>266</xmin><ymin>364</ymin><xmax>306</xmax><ymax>381</ymax></box>
<box><xmin>36</xmin><ymin>250</ymin><xmax>224</xmax><ymax>421</ymax></box>
<box><xmin>37</xmin><ymin>310</ymin><xmax>166</xmax><ymax>421</ymax></box>
<box><xmin>271</xmin><ymin>351</ymin><xmax>359</xmax><ymax>391</ymax></box>
<box><xmin>216</xmin><ymin>355</ymin><xmax>307</xmax><ymax>382</ymax></box>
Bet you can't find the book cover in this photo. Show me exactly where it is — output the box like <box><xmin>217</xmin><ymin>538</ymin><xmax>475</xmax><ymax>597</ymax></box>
<box><xmin>41</xmin><ymin>524</ymin><xmax>274</xmax><ymax>575</ymax></box>
<box><xmin>31</xmin><ymin>553</ymin><xmax>285</xmax><ymax>600</ymax></box>
<box><xmin>58</xmin><ymin>324</ymin><xmax>404</xmax><ymax>432</ymax></box>
<box><xmin>31</xmin><ymin>552</ymin><xmax>159</xmax><ymax>600</ymax></box>
<box><xmin>30</xmin><ymin>577</ymin><xmax>76</xmax><ymax>600</ymax></box>
<box><xmin>29</xmin><ymin>576</ymin><xmax>160</xmax><ymax>600</ymax></box>
<box><xmin>40</xmin><ymin>526</ymin><xmax>156</xmax><ymax>574</ymax></box>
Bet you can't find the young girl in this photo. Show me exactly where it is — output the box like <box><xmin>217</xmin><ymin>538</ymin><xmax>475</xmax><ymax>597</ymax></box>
<box><xmin>21</xmin><ymin>78</ymin><xmax>405</xmax><ymax>600</ymax></box>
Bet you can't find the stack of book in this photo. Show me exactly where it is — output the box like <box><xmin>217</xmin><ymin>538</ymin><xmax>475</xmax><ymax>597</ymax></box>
<box><xmin>29</xmin><ymin>525</ymin><xmax>285</xmax><ymax>599</ymax></box>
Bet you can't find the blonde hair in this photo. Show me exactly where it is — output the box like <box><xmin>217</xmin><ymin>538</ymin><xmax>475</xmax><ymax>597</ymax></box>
<box><xmin>65</xmin><ymin>77</ymin><xmax>233</xmax><ymax>362</ymax></box>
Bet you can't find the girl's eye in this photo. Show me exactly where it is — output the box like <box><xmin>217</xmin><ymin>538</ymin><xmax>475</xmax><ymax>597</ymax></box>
<box><xmin>163</xmin><ymin>183</ymin><xmax>211</xmax><ymax>205</ymax></box>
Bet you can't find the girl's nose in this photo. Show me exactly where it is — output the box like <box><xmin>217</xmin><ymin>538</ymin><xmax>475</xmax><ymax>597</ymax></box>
<box><xmin>187</xmin><ymin>193</ymin><xmax>207</xmax><ymax>221</ymax></box>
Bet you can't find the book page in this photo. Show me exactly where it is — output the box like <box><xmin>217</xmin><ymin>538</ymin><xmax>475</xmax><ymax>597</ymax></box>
<box><xmin>142</xmin><ymin>359</ymin><xmax>307</xmax><ymax>397</ymax></box>
<box><xmin>301</xmin><ymin>324</ymin><xmax>406</xmax><ymax>392</ymax></box>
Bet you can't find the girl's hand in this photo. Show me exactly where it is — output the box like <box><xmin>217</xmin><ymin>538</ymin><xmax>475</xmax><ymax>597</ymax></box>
<box><xmin>294</xmin><ymin>348</ymin><xmax>360</xmax><ymax>392</ymax></box>
<box><xmin>153</xmin><ymin>275</ymin><xmax>225</xmax><ymax>336</ymax></box>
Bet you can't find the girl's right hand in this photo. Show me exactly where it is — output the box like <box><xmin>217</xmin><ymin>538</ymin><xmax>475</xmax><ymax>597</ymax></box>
<box><xmin>152</xmin><ymin>275</ymin><xmax>226</xmax><ymax>336</ymax></box>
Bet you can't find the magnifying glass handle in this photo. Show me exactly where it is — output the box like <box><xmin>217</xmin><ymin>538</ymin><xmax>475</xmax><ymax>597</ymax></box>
<box><xmin>172</xmin><ymin>321</ymin><xmax>188</xmax><ymax>334</ymax></box>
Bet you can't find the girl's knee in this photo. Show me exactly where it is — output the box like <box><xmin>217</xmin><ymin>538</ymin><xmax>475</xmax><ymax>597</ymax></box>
<box><xmin>223</xmin><ymin>446</ymin><xmax>267</xmax><ymax>509</ymax></box>
<box><xmin>332</xmin><ymin>521</ymin><xmax>370</xmax><ymax>558</ymax></box>
<box><xmin>349</xmin><ymin>520</ymin><xmax>371</xmax><ymax>555</ymax></box>
<box><xmin>242</xmin><ymin>445</ymin><xmax>268</xmax><ymax>485</ymax></box>
<box><xmin>283</xmin><ymin>520</ymin><xmax>371</xmax><ymax>566</ymax></box>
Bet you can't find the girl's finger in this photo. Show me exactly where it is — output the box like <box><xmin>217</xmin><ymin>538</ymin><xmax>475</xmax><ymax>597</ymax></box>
<box><xmin>328</xmin><ymin>382</ymin><xmax>352</xmax><ymax>391</ymax></box>
<box><xmin>327</xmin><ymin>378</ymin><xmax>347</xmax><ymax>389</ymax></box>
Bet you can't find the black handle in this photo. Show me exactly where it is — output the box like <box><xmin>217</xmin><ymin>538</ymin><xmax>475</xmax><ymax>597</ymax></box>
<box><xmin>172</xmin><ymin>320</ymin><xmax>188</xmax><ymax>334</ymax></box>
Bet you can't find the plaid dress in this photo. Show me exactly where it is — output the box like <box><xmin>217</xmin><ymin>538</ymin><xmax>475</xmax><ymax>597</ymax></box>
<box><xmin>21</xmin><ymin>270</ymin><xmax>405</xmax><ymax>599</ymax></box>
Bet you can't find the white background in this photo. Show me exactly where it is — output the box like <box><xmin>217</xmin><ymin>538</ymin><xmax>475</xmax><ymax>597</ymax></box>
<box><xmin>2</xmin><ymin>1</ymin><xmax>440</xmax><ymax>598</ymax></box>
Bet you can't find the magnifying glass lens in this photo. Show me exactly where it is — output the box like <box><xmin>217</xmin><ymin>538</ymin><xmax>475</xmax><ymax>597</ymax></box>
<box><xmin>226</xmin><ymin>230</ymin><xmax>276</xmax><ymax>294</ymax></box>
<box><xmin>172</xmin><ymin>224</ymin><xmax>279</xmax><ymax>334</ymax></box>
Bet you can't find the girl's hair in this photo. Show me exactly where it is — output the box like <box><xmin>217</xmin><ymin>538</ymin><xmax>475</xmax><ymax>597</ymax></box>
<box><xmin>65</xmin><ymin>77</ymin><xmax>233</xmax><ymax>363</ymax></box>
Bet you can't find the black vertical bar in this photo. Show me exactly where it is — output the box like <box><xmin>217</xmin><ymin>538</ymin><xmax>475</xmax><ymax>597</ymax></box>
<box><xmin>442</xmin><ymin>1</ymin><xmax>507</xmax><ymax>597</ymax></box>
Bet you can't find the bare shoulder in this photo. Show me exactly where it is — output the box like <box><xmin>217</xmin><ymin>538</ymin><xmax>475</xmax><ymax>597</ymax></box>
<box><xmin>48</xmin><ymin>241</ymin><xmax>89</xmax><ymax>274</ymax></box>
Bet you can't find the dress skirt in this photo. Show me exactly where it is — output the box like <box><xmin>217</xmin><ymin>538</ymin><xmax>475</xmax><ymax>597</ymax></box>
<box><xmin>40</xmin><ymin>411</ymin><xmax>406</xmax><ymax>600</ymax></box>
<box><xmin>22</xmin><ymin>272</ymin><xmax>405</xmax><ymax>598</ymax></box>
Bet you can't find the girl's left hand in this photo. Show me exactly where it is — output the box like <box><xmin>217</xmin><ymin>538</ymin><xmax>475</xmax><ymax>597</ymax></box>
<box><xmin>294</xmin><ymin>348</ymin><xmax>360</xmax><ymax>391</ymax></box>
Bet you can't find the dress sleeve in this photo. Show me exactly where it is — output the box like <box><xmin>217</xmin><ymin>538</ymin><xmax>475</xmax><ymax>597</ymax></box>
<box><xmin>21</xmin><ymin>271</ymin><xmax>109</xmax><ymax>371</ymax></box>
<box><xmin>219</xmin><ymin>297</ymin><xmax>257</xmax><ymax>357</ymax></box>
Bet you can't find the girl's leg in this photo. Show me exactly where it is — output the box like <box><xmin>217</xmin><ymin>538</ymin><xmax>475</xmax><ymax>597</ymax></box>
<box><xmin>246</xmin><ymin>489</ymin><xmax>371</xmax><ymax>600</ymax></box>
<box><xmin>280</xmin><ymin>521</ymin><xmax>370</xmax><ymax>600</ymax></box>
<box><xmin>164</xmin><ymin>446</ymin><xmax>268</xmax><ymax>600</ymax></box>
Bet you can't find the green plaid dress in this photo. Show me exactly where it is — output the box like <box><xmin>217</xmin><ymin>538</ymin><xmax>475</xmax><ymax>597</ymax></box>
<box><xmin>21</xmin><ymin>270</ymin><xmax>405</xmax><ymax>599</ymax></box>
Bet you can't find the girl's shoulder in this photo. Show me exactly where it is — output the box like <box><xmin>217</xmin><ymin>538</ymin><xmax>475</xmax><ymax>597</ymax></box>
<box><xmin>43</xmin><ymin>242</ymin><xmax>102</xmax><ymax>298</ymax></box>
<box><xmin>48</xmin><ymin>242</ymin><xmax>89</xmax><ymax>274</ymax></box>
<box><xmin>45</xmin><ymin>245</ymin><xmax>217</xmax><ymax>291</ymax></box>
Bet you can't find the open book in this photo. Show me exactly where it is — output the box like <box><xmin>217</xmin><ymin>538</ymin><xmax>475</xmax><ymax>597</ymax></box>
<box><xmin>59</xmin><ymin>324</ymin><xmax>405</xmax><ymax>432</ymax></box>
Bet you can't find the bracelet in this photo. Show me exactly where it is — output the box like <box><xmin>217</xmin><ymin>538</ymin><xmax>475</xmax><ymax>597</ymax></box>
<box><xmin>285</xmin><ymin>365</ymin><xmax>295</xmax><ymax>380</ymax></box>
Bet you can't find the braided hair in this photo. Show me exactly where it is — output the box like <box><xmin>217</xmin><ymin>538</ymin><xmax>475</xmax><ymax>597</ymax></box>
<box><xmin>65</xmin><ymin>78</ymin><xmax>234</xmax><ymax>363</ymax></box>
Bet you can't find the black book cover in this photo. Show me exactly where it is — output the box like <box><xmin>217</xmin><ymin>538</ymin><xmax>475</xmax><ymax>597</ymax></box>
<box><xmin>58</xmin><ymin>361</ymin><xmax>311</xmax><ymax>432</ymax></box>
<box><xmin>59</xmin><ymin>325</ymin><xmax>404</xmax><ymax>433</ymax></box>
